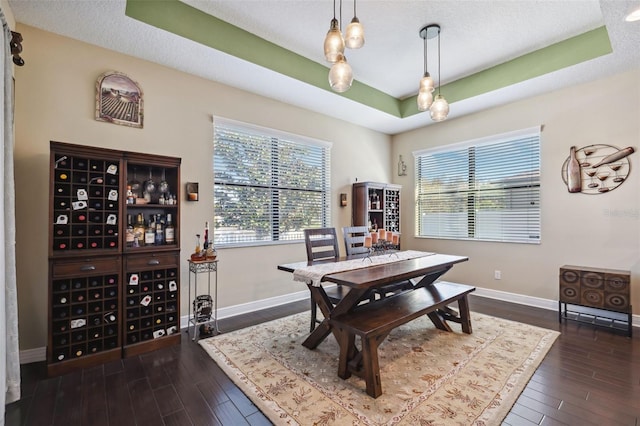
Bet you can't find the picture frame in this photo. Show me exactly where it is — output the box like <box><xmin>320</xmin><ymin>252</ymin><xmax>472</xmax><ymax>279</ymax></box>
<box><xmin>95</xmin><ymin>71</ymin><xmax>143</xmax><ymax>128</ymax></box>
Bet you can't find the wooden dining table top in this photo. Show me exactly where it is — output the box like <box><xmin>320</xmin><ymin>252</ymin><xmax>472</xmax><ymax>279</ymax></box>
<box><xmin>278</xmin><ymin>252</ymin><xmax>469</xmax><ymax>289</ymax></box>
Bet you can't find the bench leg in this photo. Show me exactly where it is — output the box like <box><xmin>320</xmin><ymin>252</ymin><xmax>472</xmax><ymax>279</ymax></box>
<box><xmin>336</xmin><ymin>329</ymin><xmax>356</xmax><ymax>380</ymax></box>
<box><xmin>361</xmin><ymin>335</ymin><xmax>383</xmax><ymax>398</ymax></box>
<box><xmin>427</xmin><ymin>311</ymin><xmax>452</xmax><ymax>332</ymax></box>
<box><xmin>457</xmin><ymin>295</ymin><xmax>472</xmax><ymax>334</ymax></box>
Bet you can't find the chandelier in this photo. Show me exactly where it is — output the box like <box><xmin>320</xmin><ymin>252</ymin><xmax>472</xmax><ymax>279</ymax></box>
<box><xmin>417</xmin><ymin>24</ymin><xmax>449</xmax><ymax>121</ymax></box>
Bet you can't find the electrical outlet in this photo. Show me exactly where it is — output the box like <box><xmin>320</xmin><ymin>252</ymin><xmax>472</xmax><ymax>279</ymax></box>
<box><xmin>494</xmin><ymin>270</ymin><xmax>501</xmax><ymax>280</ymax></box>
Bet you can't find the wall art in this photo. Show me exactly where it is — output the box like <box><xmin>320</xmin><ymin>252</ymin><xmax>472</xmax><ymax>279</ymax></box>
<box><xmin>95</xmin><ymin>71</ymin><xmax>143</xmax><ymax>128</ymax></box>
<box><xmin>561</xmin><ymin>144</ymin><xmax>634</xmax><ymax>194</ymax></box>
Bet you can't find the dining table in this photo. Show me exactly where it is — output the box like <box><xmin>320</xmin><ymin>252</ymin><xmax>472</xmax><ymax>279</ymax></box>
<box><xmin>277</xmin><ymin>250</ymin><xmax>469</xmax><ymax>350</ymax></box>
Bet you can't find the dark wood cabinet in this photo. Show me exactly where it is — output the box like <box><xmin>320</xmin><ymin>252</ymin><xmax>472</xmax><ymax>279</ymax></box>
<box><xmin>352</xmin><ymin>182</ymin><xmax>401</xmax><ymax>233</ymax></box>
<box><xmin>48</xmin><ymin>142</ymin><xmax>181</xmax><ymax>376</ymax></box>
<box><xmin>559</xmin><ymin>265</ymin><xmax>632</xmax><ymax>336</ymax></box>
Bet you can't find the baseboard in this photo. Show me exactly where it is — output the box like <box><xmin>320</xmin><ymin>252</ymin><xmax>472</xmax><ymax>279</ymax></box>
<box><xmin>20</xmin><ymin>285</ymin><xmax>638</xmax><ymax>364</ymax></box>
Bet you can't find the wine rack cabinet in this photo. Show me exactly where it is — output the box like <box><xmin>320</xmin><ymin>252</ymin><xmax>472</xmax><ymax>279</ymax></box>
<box><xmin>48</xmin><ymin>142</ymin><xmax>181</xmax><ymax>376</ymax></box>
<box><xmin>559</xmin><ymin>265</ymin><xmax>632</xmax><ymax>337</ymax></box>
<box><xmin>123</xmin><ymin>252</ymin><xmax>180</xmax><ymax>357</ymax></box>
<box><xmin>352</xmin><ymin>182</ymin><xmax>402</xmax><ymax>235</ymax></box>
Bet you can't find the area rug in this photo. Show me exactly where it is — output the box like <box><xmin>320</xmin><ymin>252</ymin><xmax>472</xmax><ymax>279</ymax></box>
<box><xmin>199</xmin><ymin>311</ymin><xmax>559</xmax><ymax>425</ymax></box>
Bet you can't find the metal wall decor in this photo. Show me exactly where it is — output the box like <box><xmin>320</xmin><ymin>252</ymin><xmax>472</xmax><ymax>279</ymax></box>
<box><xmin>95</xmin><ymin>71</ymin><xmax>143</xmax><ymax>128</ymax></box>
<box><xmin>561</xmin><ymin>144</ymin><xmax>634</xmax><ymax>194</ymax></box>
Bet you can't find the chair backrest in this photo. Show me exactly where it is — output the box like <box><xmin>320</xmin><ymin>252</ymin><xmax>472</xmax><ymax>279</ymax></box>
<box><xmin>343</xmin><ymin>226</ymin><xmax>371</xmax><ymax>256</ymax></box>
<box><xmin>304</xmin><ymin>228</ymin><xmax>340</xmax><ymax>263</ymax></box>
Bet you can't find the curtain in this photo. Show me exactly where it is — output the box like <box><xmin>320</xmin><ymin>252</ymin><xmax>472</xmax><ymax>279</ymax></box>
<box><xmin>1</xmin><ymin>6</ymin><xmax>21</xmax><ymax>421</ymax></box>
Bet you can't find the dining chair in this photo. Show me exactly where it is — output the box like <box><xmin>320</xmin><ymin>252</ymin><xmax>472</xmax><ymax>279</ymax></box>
<box><xmin>342</xmin><ymin>225</ymin><xmax>370</xmax><ymax>256</ymax></box>
<box><xmin>304</xmin><ymin>227</ymin><xmax>347</xmax><ymax>332</ymax></box>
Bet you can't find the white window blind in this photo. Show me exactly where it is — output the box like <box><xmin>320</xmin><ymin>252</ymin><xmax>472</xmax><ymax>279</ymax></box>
<box><xmin>213</xmin><ymin>118</ymin><xmax>331</xmax><ymax>246</ymax></box>
<box><xmin>414</xmin><ymin>127</ymin><xmax>541</xmax><ymax>244</ymax></box>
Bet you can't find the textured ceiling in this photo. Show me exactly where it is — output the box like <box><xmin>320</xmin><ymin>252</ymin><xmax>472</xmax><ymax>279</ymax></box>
<box><xmin>8</xmin><ymin>0</ymin><xmax>640</xmax><ymax>134</ymax></box>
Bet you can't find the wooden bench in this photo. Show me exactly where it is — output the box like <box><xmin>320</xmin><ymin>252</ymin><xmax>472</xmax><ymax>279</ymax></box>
<box><xmin>329</xmin><ymin>281</ymin><xmax>476</xmax><ymax>398</ymax></box>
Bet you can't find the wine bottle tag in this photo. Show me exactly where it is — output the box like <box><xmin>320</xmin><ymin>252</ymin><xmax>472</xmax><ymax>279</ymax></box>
<box><xmin>153</xmin><ymin>329</ymin><xmax>166</xmax><ymax>338</ymax></box>
<box><xmin>140</xmin><ymin>295</ymin><xmax>152</xmax><ymax>306</ymax></box>
<box><xmin>108</xmin><ymin>189</ymin><xmax>118</xmax><ymax>201</ymax></box>
<box><xmin>169</xmin><ymin>280</ymin><xmax>177</xmax><ymax>291</ymax></box>
<box><xmin>129</xmin><ymin>274</ymin><xmax>139</xmax><ymax>286</ymax></box>
<box><xmin>72</xmin><ymin>200</ymin><xmax>87</xmax><ymax>210</ymax></box>
<box><xmin>106</xmin><ymin>214</ymin><xmax>117</xmax><ymax>225</ymax></box>
<box><xmin>70</xmin><ymin>318</ymin><xmax>86</xmax><ymax>329</ymax></box>
<box><xmin>107</xmin><ymin>164</ymin><xmax>118</xmax><ymax>175</ymax></box>
<box><xmin>167</xmin><ymin>326</ymin><xmax>177</xmax><ymax>335</ymax></box>
<box><xmin>56</xmin><ymin>214</ymin><xmax>68</xmax><ymax>224</ymax></box>
<box><xmin>77</xmin><ymin>189</ymin><xmax>88</xmax><ymax>200</ymax></box>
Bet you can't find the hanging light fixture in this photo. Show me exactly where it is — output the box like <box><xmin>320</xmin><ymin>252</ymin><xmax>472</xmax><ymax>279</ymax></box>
<box><xmin>324</xmin><ymin>0</ymin><xmax>344</xmax><ymax>63</ymax></box>
<box><xmin>417</xmin><ymin>24</ymin><xmax>449</xmax><ymax>121</ymax></box>
<box><xmin>417</xmin><ymin>25</ymin><xmax>435</xmax><ymax>111</ymax></box>
<box><xmin>345</xmin><ymin>0</ymin><xmax>365</xmax><ymax>49</ymax></box>
<box><xmin>329</xmin><ymin>54</ymin><xmax>353</xmax><ymax>92</ymax></box>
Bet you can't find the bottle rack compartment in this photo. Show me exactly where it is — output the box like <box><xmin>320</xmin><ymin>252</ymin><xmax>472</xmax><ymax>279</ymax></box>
<box><xmin>50</xmin><ymin>275</ymin><xmax>120</xmax><ymax>363</ymax></box>
<box><xmin>124</xmin><ymin>267</ymin><xmax>179</xmax><ymax>345</ymax></box>
<box><xmin>384</xmin><ymin>189</ymin><xmax>400</xmax><ymax>232</ymax></box>
<box><xmin>52</xmin><ymin>153</ymin><xmax>120</xmax><ymax>252</ymax></box>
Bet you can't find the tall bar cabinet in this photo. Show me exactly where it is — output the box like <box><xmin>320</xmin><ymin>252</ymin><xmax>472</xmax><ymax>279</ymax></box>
<box><xmin>48</xmin><ymin>141</ymin><xmax>181</xmax><ymax>376</ymax></box>
<box><xmin>352</xmin><ymin>181</ymin><xmax>401</xmax><ymax>233</ymax></box>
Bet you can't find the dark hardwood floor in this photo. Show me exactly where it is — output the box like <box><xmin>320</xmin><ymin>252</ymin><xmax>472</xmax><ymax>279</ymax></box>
<box><xmin>5</xmin><ymin>295</ymin><xmax>640</xmax><ymax>426</ymax></box>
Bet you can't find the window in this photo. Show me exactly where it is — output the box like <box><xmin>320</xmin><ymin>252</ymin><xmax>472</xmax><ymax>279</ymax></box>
<box><xmin>414</xmin><ymin>127</ymin><xmax>541</xmax><ymax>244</ymax></box>
<box><xmin>213</xmin><ymin>118</ymin><xmax>331</xmax><ymax>247</ymax></box>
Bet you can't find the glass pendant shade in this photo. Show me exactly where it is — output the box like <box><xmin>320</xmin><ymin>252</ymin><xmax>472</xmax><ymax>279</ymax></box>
<box><xmin>430</xmin><ymin>94</ymin><xmax>450</xmax><ymax>121</ymax></box>
<box><xmin>324</xmin><ymin>18</ymin><xmax>345</xmax><ymax>63</ymax></box>
<box><xmin>345</xmin><ymin>17</ymin><xmax>365</xmax><ymax>49</ymax></box>
<box><xmin>419</xmin><ymin>74</ymin><xmax>434</xmax><ymax>93</ymax></box>
<box><xmin>329</xmin><ymin>55</ymin><xmax>353</xmax><ymax>93</ymax></box>
<box><xmin>417</xmin><ymin>90</ymin><xmax>434</xmax><ymax>111</ymax></box>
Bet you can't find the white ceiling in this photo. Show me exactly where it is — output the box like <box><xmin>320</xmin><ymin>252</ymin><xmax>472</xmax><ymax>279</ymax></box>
<box><xmin>8</xmin><ymin>0</ymin><xmax>640</xmax><ymax>134</ymax></box>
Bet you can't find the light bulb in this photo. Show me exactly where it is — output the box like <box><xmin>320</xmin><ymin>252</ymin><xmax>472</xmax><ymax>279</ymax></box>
<box><xmin>417</xmin><ymin>90</ymin><xmax>433</xmax><ymax>111</ymax></box>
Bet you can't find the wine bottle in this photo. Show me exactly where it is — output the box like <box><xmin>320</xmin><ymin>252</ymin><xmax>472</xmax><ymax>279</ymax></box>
<box><xmin>165</xmin><ymin>214</ymin><xmax>175</xmax><ymax>244</ymax></box>
<box><xmin>567</xmin><ymin>146</ymin><xmax>582</xmax><ymax>193</ymax></box>
<box><xmin>126</xmin><ymin>214</ymin><xmax>135</xmax><ymax>247</ymax></box>
<box><xmin>134</xmin><ymin>213</ymin><xmax>146</xmax><ymax>247</ymax></box>
<box><xmin>144</xmin><ymin>215</ymin><xmax>155</xmax><ymax>245</ymax></box>
<box><xmin>154</xmin><ymin>214</ymin><xmax>165</xmax><ymax>245</ymax></box>
<box><xmin>203</xmin><ymin>221</ymin><xmax>209</xmax><ymax>250</ymax></box>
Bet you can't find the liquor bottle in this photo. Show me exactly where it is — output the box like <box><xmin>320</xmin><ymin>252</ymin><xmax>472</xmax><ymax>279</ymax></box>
<box><xmin>134</xmin><ymin>213</ymin><xmax>146</xmax><ymax>247</ymax></box>
<box><xmin>154</xmin><ymin>214</ymin><xmax>165</xmax><ymax>245</ymax></box>
<box><xmin>165</xmin><ymin>214</ymin><xmax>175</xmax><ymax>244</ymax></box>
<box><xmin>144</xmin><ymin>215</ymin><xmax>155</xmax><ymax>245</ymax></box>
<box><xmin>126</xmin><ymin>214</ymin><xmax>135</xmax><ymax>247</ymax></box>
<box><xmin>567</xmin><ymin>146</ymin><xmax>582</xmax><ymax>193</ymax></box>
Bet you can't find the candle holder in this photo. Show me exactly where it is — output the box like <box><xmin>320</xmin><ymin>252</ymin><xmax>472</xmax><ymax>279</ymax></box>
<box><xmin>363</xmin><ymin>238</ymin><xmax>399</xmax><ymax>262</ymax></box>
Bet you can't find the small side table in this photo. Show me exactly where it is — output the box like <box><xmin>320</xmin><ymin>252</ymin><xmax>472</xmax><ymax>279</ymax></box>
<box><xmin>187</xmin><ymin>259</ymin><xmax>219</xmax><ymax>340</ymax></box>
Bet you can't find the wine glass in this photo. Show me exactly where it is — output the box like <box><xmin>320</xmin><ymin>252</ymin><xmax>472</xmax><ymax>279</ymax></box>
<box><xmin>144</xmin><ymin>168</ymin><xmax>156</xmax><ymax>194</ymax></box>
<box><xmin>596</xmin><ymin>171</ymin><xmax>610</xmax><ymax>192</ymax></box>
<box><xmin>609</xmin><ymin>162</ymin><xmax>624</xmax><ymax>183</ymax></box>
<box><xmin>581</xmin><ymin>147</ymin><xmax>596</xmax><ymax>167</ymax></box>
<box><xmin>158</xmin><ymin>168</ymin><xmax>169</xmax><ymax>194</ymax></box>
<box><xmin>130</xmin><ymin>167</ymin><xmax>141</xmax><ymax>196</ymax></box>
<box><xmin>585</xmin><ymin>168</ymin><xmax>598</xmax><ymax>188</ymax></box>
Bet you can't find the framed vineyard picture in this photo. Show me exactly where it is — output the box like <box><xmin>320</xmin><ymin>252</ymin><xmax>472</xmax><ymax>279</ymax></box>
<box><xmin>95</xmin><ymin>71</ymin><xmax>143</xmax><ymax>128</ymax></box>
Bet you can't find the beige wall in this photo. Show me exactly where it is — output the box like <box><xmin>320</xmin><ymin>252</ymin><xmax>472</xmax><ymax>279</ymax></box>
<box><xmin>13</xmin><ymin>25</ymin><xmax>392</xmax><ymax>350</ymax></box>
<box><xmin>393</xmin><ymin>69</ymin><xmax>640</xmax><ymax>308</ymax></box>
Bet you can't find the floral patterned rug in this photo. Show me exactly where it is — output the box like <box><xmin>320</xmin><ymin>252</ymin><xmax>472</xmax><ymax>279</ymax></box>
<box><xmin>199</xmin><ymin>311</ymin><xmax>559</xmax><ymax>425</ymax></box>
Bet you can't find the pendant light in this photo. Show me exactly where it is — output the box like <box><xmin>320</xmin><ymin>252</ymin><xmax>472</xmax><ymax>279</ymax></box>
<box><xmin>417</xmin><ymin>24</ymin><xmax>449</xmax><ymax>121</ymax></box>
<box><xmin>329</xmin><ymin>54</ymin><xmax>353</xmax><ymax>93</ymax></box>
<box><xmin>324</xmin><ymin>0</ymin><xmax>344</xmax><ymax>63</ymax></box>
<box><xmin>417</xmin><ymin>25</ymin><xmax>435</xmax><ymax>111</ymax></box>
<box><xmin>345</xmin><ymin>0</ymin><xmax>365</xmax><ymax>49</ymax></box>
